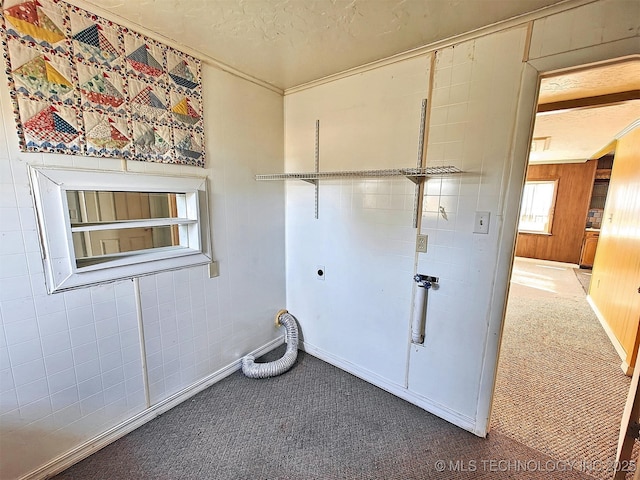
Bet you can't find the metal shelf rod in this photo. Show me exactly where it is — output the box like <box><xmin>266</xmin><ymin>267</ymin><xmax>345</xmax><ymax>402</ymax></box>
<box><xmin>255</xmin><ymin>166</ymin><xmax>462</xmax><ymax>182</ymax></box>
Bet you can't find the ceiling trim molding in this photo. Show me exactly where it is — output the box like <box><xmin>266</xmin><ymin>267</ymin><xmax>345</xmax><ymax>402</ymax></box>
<box><xmin>590</xmin><ymin>140</ymin><xmax>617</xmax><ymax>160</ymax></box>
<box><xmin>64</xmin><ymin>0</ymin><xmax>285</xmax><ymax>95</ymax></box>
<box><xmin>588</xmin><ymin>118</ymin><xmax>639</xmax><ymax>159</ymax></box>
<box><xmin>66</xmin><ymin>0</ymin><xmax>600</xmax><ymax>97</ymax></box>
<box><xmin>538</xmin><ymin>91</ymin><xmax>640</xmax><ymax>113</ymax></box>
<box><xmin>529</xmin><ymin>158</ymin><xmax>589</xmax><ymax>164</ymax></box>
<box><xmin>615</xmin><ymin>118</ymin><xmax>640</xmax><ymax>140</ymax></box>
<box><xmin>284</xmin><ymin>0</ymin><xmax>597</xmax><ymax>96</ymax></box>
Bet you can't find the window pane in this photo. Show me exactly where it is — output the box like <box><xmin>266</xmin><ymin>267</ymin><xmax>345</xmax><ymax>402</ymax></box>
<box><xmin>67</xmin><ymin>191</ymin><xmax>184</xmax><ymax>224</ymax></box>
<box><xmin>32</xmin><ymin>167</ymin><xmax>210</xmax><ymax>293</ymax></box>
<box><xmin>72</xmin><ymin>225</ymin><xmax>183</xmax><ymax>267</ymax></box>
<box><xmin>518</xmin><ymin>181</ymin><xmax>556</xmax><ymax>233</ymax></box>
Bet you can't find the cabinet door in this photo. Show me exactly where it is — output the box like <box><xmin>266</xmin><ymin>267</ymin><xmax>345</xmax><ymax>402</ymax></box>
<box><xmin>580</xmin><ymin>234</ymin><xmax>599</xmax><ymax>268</ymax></box>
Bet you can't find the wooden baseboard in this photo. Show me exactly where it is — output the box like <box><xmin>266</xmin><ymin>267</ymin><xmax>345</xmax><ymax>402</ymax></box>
<box><xmin>621</xmin><ymin>361</ymin><xmax>634</xmax><ymax>376</ymax></box>
<box><xmin>587</xmin><ymin>295</ymin><xmax>633</xmax><ymax>376</ymax></box>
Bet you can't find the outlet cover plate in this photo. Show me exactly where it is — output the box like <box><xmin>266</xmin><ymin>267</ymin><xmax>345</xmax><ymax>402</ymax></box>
<box><xmin>416</xmin><ymin>234</ymin><xmax>428</xmax><ymax>253</ymax></box>
<box><xmin>474</xmin><ymin>211</ymin><xmax>490</xmax><ymax>234</ymax></box>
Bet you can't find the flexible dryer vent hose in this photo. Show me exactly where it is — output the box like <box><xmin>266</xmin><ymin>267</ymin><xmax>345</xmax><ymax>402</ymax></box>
<box><xmin>241</xmin><ymin>310</ymin><xmax>299</xmax><ymax>379</ymax></box>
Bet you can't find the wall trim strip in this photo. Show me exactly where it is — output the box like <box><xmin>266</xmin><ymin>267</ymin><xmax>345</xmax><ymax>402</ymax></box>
<box><xmin>133</xmin><ymin>277</ymin><xmax>151</xmax><ymax>408</ymax></box>
<box><xmin>21</xmin><ymin>336</ymin><xmax>285</xmax><ymax>480</ymax></box>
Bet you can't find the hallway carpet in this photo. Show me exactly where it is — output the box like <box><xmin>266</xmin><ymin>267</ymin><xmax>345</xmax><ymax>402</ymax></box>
<box><xmin>55</xmin><ymin>346</ymin><xmax>596</xmax><ymax>480</ymax></box>
<box><xmin>491</xmin><ymin>258</ymin><xmax>630</xmax><ymax>480</ymax></box>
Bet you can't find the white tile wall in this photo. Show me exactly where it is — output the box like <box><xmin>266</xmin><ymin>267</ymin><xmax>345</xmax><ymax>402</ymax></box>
<box><xmin>284</xmin><ymin>0</ymin><xmax>636</xmax><ymax>432</ymax></box>
<box><xmin>0</xmin><ymin>61</ymin><xmax>285</xmax><ymax>479</ymax></box>
<box><xmin>408</xmin><ymin>27</ymin><xmax>529</xmax><ymax>416</ymax></box>
<box><xmin>0</xmin><ymin>266</ymin><xmax>145</xmax><ymax>479</ymax></box>
<box><xmin>140</xmin><ymin>269</ymin><xmax>212</xmax><ymax>403</ymax></box>
<box><xmin>528</xmin><ymin>0</ymin><xmax>639</xmax><ymax>59</ymax></box>
<box><xmin>285</xmin><ymin>55</ymin><xmax>431</xmax><ymax>386</ymax></box>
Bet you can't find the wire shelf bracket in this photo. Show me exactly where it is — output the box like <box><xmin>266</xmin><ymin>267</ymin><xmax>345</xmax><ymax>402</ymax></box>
<box><xmin>256</xmin><ymin>103</ymin><xmax>464</xmax><ymax>223</ymax></box>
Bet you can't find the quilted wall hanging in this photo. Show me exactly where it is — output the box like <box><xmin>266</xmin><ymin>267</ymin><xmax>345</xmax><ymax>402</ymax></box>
<box><xmin>1</xmin><ymin>0</ymin><xmax>205</xmax><ymax>167</ymax></box>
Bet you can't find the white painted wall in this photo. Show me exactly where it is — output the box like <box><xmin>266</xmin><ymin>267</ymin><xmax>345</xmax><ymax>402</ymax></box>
<box><xmin>285</xmin><ymin>55</ymin><xmax>431</xmax><ymax>387</ymax></box>
<box><xmin>408</xmin><ymin>25</ymin><xmax>530</xmax><ymax>426</ymax></box>
<box><xmin>0</xmin><ymin>62</ymin><xmax>285</xmax><ymax>478</ymax></box>
<box><xmin>284</xmin><ymin>0</ymin><xmax>639</xmax><ymax>436</ymax></box>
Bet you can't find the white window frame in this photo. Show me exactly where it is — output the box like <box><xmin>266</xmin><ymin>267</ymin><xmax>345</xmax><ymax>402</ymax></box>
<box><xmin>518</xmin><ymin>179</ymin><xmax>558</xmax><ymax>235</ymax></box>
<box><xmin>29</xmin><ymin>166</ymin><xmax>212</xmax><ymax>293</ymax></box>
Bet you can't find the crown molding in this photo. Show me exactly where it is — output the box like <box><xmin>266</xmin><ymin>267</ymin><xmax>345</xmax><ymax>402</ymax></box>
<box><xmin>284</xmin><ymin>0</ymin><xmax>598</xmax><ymax>95</ymax></box>
<box><xmin>64</xmin><ymin>0</ymin><xmax>284</xmax><ymax>95</ymax></box>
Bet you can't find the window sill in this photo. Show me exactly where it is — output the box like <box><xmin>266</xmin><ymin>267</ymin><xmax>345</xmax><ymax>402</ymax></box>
<box><xmin>518</xmin><ymin>231</ymin><xmax>552</xmax><ymax>236</ymax></box>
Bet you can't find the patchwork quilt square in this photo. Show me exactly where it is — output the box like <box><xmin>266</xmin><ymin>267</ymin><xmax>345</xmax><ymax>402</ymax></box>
<box><xmin>70</xmin><ymin>12</ymin><xmax>121</xmax><ymax>67</ymax></box>
<box><xmin>132</xmin><ymin>121</ymin><xmax>172</xmax><ymax>162</ymax></box>
<box><xmin>83</xmin><ymin>111</ymin><xmax>131</xmax><ymax>157</ymax></box>
<box><xmin>173</xmin><ymin>127</ymin><xmax>204</xmax><ymax>167</ymax></box>
<box><xmin>18</xmin><ymin>98</ymin><xmax>81</xmax><ymax>153</ymax></box>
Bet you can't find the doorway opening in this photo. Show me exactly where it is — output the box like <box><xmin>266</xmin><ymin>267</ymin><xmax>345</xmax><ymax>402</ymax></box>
<box><xmin>491</xmin><ymin>58</ymin><xmax>639</xmax><ymax>470</ymax></box>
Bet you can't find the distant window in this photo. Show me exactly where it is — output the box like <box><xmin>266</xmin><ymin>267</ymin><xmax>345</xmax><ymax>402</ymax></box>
<box><xmin>518</xmin><ymin>180</ymin><xmax>558</xmax><ymax>234</ymax></box>
<box><xmin>30</xmin><ymin>167</ymin><xmax>212</xmax><ymax>293</ymax></box>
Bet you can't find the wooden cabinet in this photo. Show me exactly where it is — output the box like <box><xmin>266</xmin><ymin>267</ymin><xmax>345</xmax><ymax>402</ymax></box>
<box><xmin>580</xmin><ymin>230</ymin><xmax>599</xmax><ymax>268</ymax></box>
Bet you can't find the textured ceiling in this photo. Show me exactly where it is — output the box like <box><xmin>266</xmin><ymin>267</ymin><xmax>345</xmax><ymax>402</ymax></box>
<box><xmin>80</xmin><ymin>0</ymin><xmax>564</xmax><ymax>90</ymax></box>
<box><xmin>531</xmin><ymin>59</ymin><xmax>640</xmax><ymax>163</ymax></box>
<box><xmin>77</xmin><ymin>0</ymin><xmax>637</xmax><ymax>163</ymax></box>
<box><xmin>530</xmin><ymin>101</ymin><xmax>640</xmax><ymax>163</ymax></box>
<box><xmin>539</xmin><ymin>60</ymin><xmax>640</xmax><ymax>104</ymax></box>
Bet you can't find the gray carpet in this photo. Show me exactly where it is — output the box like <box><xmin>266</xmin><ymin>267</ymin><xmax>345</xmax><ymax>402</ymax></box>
<box><xmin>54</xmin><ymin>346</ymin><xmax>597</xmax><ymax>480</ymax></box>
<box><xmin>492</xmin><ymin>269</ymin><xmax>630</xmax><ymax>479</ymax></box>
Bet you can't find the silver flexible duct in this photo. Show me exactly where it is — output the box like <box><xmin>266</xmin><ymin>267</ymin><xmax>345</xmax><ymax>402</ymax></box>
<box><xmin>241</xmin><ymin>310</ymin><xmax>299</xmax><ymax>379</ymax></box>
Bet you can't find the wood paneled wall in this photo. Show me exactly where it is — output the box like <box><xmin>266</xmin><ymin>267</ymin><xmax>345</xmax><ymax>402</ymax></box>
<box><xmin>515</xmin><ymin>160</ymin><xmax>597</xmax><ymax>264</ymax></box>
<box><xmin>590</xmin><ymin>126</ymin><xmax>640</xmax><ymax>372</ymax></box>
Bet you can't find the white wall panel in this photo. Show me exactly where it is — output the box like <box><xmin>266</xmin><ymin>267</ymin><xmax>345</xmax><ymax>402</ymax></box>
<box><xmin>412</xmin><ymin>26</ymin><xmax>528</xmax><ymax>421</ymax></box>
<box><xmin>285</xmin><ymin>55</ymin><xmax>431</xmax><ymax>387</ymax></box>
<box><xmin>0</xmin><ymin>61</ymin><xmax>285</xmax><ymax>479</ymax></box>
<box><xmin>283</xmin><ymin>0</ymin><xmax>638</xmax><ymax>436</ymax></box>
<box><xmin>528</xmin><ymin>0</ymin><xmax>639</xmax><ymax>59</ymax></box>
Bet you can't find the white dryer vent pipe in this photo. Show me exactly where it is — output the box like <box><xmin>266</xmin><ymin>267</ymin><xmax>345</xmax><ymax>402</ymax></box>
<box><xmin>241</xmin><ymin>310</ymin><xmax>299</xmax><ymax>379</ymax></box>
<box><xmin>411</xmin><ymin>284</ymin><xmax>428</xmax><ymax>344</ymax></box>
<box><xmin>412</xmin><ymin>275</ymin><xmax>434</xmax><ymax>344</ymax></box>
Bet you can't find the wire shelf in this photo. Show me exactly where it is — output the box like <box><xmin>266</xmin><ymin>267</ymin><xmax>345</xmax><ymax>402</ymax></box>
<box><xmin>255</xmin><ymin>166</ymin><xmax>462</xmax><ymax>181</ymax></box>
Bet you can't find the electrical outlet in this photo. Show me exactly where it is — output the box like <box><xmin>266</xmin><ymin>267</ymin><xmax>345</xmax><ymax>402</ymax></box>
<box><xmin>474</xmin><ymin>211</ymin><xmax>490</xmax><ymax>234</ymax></box>
<box><xmin>416</xmin><ymin>234</ymin><xmax>428</xmax><ymax>253</ymax></box>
